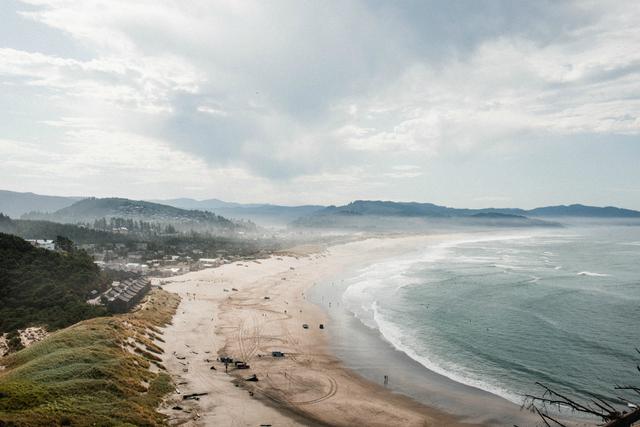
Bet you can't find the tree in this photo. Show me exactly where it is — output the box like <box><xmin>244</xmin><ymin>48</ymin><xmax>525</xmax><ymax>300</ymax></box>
<box><xmin>0</xmin><ymin>233</ymin><xmax>107</xmax><ymax>334</ymax></box>
<box><xmin>6</xmin><ymin>331</ymin><xmax>24</xmax><ymax>352</ymax></box>
<box><xmin>55</xmin><ymin>235</ymin><xmax>75</xmax><ymax>252</ymax></box>
<box><xmin>522</xmin><ymin>349</ymin><xmax>640</xmax><ymax>427</ymax></box>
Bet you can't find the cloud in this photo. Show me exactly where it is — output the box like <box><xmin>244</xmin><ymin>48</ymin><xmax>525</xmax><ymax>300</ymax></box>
<box><xmin>0</xmin><ymin>46</ymin><xmax>202</xmax><ymax>114</ymax></box>
<box><xmin>1</xmin><ymin>1</ymin><xmax>640</xmax><ymax>206</ymax></box>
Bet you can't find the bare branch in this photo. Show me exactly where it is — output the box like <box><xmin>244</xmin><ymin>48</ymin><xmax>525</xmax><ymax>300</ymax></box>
<box><xmin>525</xmin><ymin>348</ymin><xmax>640</xmax><ymax>427</ymax></box>
<box><xmin>529</xmin><ymin>382</ymin><xmax>609</xmax><ymax>419</ymax></box>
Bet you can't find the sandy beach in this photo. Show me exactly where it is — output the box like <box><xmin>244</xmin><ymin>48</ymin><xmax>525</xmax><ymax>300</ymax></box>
<box><xmin>157</xmin><ymin>235</ymin><xmax>492</xmax><ymax>426</ymax></box>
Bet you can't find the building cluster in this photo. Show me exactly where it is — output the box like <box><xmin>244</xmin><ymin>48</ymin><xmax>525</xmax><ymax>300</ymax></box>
<box><xmin>26</xmin><ymin>239</ymin><xmax>55</xmax><ymax>251</ymax></box>
<box><xmin>197</xmin><ymin>257</ymin><xmax>222</xmax><ymax>268</ymax></box>
<box><xmin>90</xmin><ymin>247</ymin><xmax>232</xmax><ymax>275</ymax></box>
<box><xmin>101</xmin><ymin>278</ymin><xmax>151</xmax><ymax>313</ymax></box>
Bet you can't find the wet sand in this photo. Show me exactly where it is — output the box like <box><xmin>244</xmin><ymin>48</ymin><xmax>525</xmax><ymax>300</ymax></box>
<box><xmin>157</xmin><ymin>235</ymin><xmax>531</xmax><ymax>426</ymax></box>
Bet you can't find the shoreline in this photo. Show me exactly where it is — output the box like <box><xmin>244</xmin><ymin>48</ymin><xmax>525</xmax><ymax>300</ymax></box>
<box><xmin>309</xmin><ymin>233</ymin><xmax>549</xmax><ymax>426</ymax></box>
<box><xmin>156</xmin><ymin>233</ymin><xmax>531</xmax><ymax>426</ymax></box>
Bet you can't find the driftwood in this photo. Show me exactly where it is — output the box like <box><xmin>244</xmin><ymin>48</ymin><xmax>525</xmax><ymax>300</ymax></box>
<box><xmin>183</xmin><ymin>392</ymin><xmax>209</xmax><ymax>401</ymax></box>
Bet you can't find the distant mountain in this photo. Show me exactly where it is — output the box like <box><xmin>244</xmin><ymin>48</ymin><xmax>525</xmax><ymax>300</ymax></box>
<box><xmin>0</xmin><ymin>190</ymin><xmax>82</xmax><ymax>218</ymax></box>
<box><xmin>293</xmin><ymin>200</ymin><xmax>640</xmax><ymax>229</ymax></box>
<box><xmin>525</xmin><ymin>204</ymin><xmax>640</xmax><ymax>218</ymax></box>
<box><xmin>151</xmin><ymin>197</ymin><xmax>249</xmax><ymax>210</ymax></box>
<box><xmin>293</xmin><ymin>201</ymin><xmax>555</xmax><ymax>229</ymax></box>
<box><xmin>22</xmin><ymin>197</ymin><xmax>241</xmax><ymax>230</ymax></box>
<box><xmin>315</xmin><ymin>201</ymin><xmax>452</xmax><ymax>217</ymax></box>
<box><xmin>153</xmin><ymin>197</ymin><xmax>324</xmax><ymax>227</ymax></box>
<box><xmin>470</xmin><ymin>212</ymin><xmax>527</xmax><ymax>219</ymax></box>
<box><xmin>301</xmin><ymin>200</ymin><xmax>640</xmax><ymax>219</ymax></box>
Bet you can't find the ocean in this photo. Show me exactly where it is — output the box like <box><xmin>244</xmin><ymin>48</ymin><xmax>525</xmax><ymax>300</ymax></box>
<box><xmin>311</xmin><ymin>225</ymin><xmax>640</xmax><ymax>425</ymax></box>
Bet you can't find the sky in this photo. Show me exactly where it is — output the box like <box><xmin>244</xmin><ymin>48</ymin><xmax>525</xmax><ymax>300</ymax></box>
<box><xmin>1</xmin><ymin>0</ymin><xmax>639</xmax><ymax>209</ymax></box>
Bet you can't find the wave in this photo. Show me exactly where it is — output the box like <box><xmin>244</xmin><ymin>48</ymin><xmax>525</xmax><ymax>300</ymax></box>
<box><xmin>491</xmin><ymin>263</ymin><xmax>524</xmax><ymax>270</ymax></box>
<box><xmin>370</xmin><ymin>301</ymin><xmax>522</xmax><ymax>404</ymax></box>
<box><xmin>333</xmin><ymin>227</ymin><xmax>640</xmax><ymax>419</ymax></box>
<box><xmin>339</xmin><ymin>233</ymin><xmax>546</xmax><ymax>405</ymax></box>
<box><xmin>341</xmin><ymin>232</ymin><xmax>538</xmax><ymax>326</ymax></box>
<box><xmin>577</xmin><ymin>271</ymin><xmax>610</xmax><ymax>277</ymax></box>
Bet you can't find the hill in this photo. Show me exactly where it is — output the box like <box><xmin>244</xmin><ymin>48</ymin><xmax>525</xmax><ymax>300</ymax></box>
<box><xmin>0</xmin><ymin>190</ymin><xmax>82</xmax><ymax>218</ymax></box>
<box><xmin>297</xmin><ymin>200</ymin><xmax>640</xmax><ymax>223</ymax></box>
<box><xmin>22</xmin><ymin>197</ymin><xmax>243</xmax><ymax>231</ymax></box>
<box><xmin>151</xmin><ymin>197</ymin><xmax>248</xmax><ymax>210</ymax></box>
<box><xmin>292</xmin><ymin>200</ymin><xmax>563</xmax><ymax>229</ymax></box>
<box><xmin>526</xmin><ymin>204</ymin><xmax>640</xmax><ymax>218</ymax></box>
<box><xmin>0</xmin><ymin>289</ymin><xmax>179</xmax><ymax>426</ymax></box>
<box><xmin>315</xmin><ymin>200</ymin><xmax>452</xmax><ymax>217</ymax></box>
<box><xmin>0</xmin><ymin>214</ymin><xmax>129</xmax><ymax>245</ymax></box>
<box><xmin>470</xmin><ymin>212</ymin><xmax>527</xmax><ymax>219</ymax></box>
<box><xmin>0</xmin><ymin>233</ymin><xmax>107</xmax><ymax>333</ymax></box>
<box><xmin>153</xmin><ymin>197</ymin><xmax>325</xmax><ymax>227</ymax></box>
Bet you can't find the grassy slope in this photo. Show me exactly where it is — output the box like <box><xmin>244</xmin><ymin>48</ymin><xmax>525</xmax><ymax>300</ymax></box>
<box><xmin>0</xmin><ymin>289</ymin><xmax>180</xmax><ymax>426</ymax></box>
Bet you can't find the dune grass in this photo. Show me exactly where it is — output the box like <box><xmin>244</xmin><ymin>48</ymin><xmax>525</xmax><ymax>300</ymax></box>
<box><xmin>0</xmin><ymin>289</ymin><xmax>180</xmax><ymax>426</ymax></box>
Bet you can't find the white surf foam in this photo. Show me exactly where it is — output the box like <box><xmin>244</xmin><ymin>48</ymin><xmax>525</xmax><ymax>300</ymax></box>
<box><xmin>577</xmin><ymin>271</ymin><xmax>610</xmax><ymax>277</ymax></box>
<box><xmin>370</xmin><ymin>301</ymin><xmax>522</xmax><ymax>404</ymax></box>
<box><xmin>339</xmin><ymin>232</ymin><xmax>542</xmax><ymax>405</ymax></box>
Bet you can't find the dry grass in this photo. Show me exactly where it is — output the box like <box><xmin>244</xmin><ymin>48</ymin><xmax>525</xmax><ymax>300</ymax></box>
<box><xmin>0</xmin><ymin>289</ymin><xmax>180</xmax><ymax>426</ymax></box>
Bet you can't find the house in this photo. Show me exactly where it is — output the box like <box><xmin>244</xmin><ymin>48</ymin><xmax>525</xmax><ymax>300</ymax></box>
<box><xmin>101</xmin><ymin>277</ymin><xmax>151</xmax><ymax>313</ymax></box>
<box><xmin>197</xmin><ymin>257</ymin><xmax>220</xmax><ymax>268</ymax></box>
<box><xmin>124</xmin><ymin>262</ymin><xmax>148</xmax><ymax>272</ymax></box>
<box><xmin>26</xmin><ymin>239</ymin><xmax>55</xmax><ymax>251</ymax></box>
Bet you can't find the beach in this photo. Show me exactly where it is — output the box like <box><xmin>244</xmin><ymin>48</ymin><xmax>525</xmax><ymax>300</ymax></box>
<box><xmin>157</xmin><ymin>234</ymin><xmax>533</xmax><ymax>426</ymax></box>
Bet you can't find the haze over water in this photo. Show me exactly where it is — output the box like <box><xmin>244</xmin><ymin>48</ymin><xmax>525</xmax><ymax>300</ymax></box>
<box><xmin>339</xmin><ymin>225</ymin><xmax>640</xmax><ymax>410</ymax></box>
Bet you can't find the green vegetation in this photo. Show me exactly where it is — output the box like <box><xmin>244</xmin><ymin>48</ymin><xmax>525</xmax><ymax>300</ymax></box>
<box><xmin>0</xmin><ymin>214</ymin><xmax>126</xmax><ymax>245</ymax></box>
<box><xmin>4</xmin><ymin>332</ymin><xmax>23</xmax><ymax>354</ymax></box>
<box><xmin>0</xmin><ymin>289</ymin><xmax>180</xmax><ymax>426</ymax></box>
<box><xmin>0</xmin><ymin>233</ymin><xmax>108</xmax><ymax>334</ymax></box>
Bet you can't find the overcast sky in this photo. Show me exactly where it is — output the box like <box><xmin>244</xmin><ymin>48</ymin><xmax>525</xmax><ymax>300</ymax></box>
<box><xmin>1</xmin><ymin>1</ymin><xmax>639</xmax><ymax>208</ymax></box>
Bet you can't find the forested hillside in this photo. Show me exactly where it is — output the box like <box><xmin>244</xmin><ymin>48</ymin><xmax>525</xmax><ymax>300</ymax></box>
<box><xmin>22</xmin><ymin>197</ymin><xmax>241</xmax><ymax>229</ymax></box>
<box><xmin>0</xmin><ymin>214</ymin><xmax>127</xmax><ymax>245</ymax></box>
<box><xmin>0</xmin><ymin>233</ymin><xmax>107</xmax><ymax>333</ymax></box>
